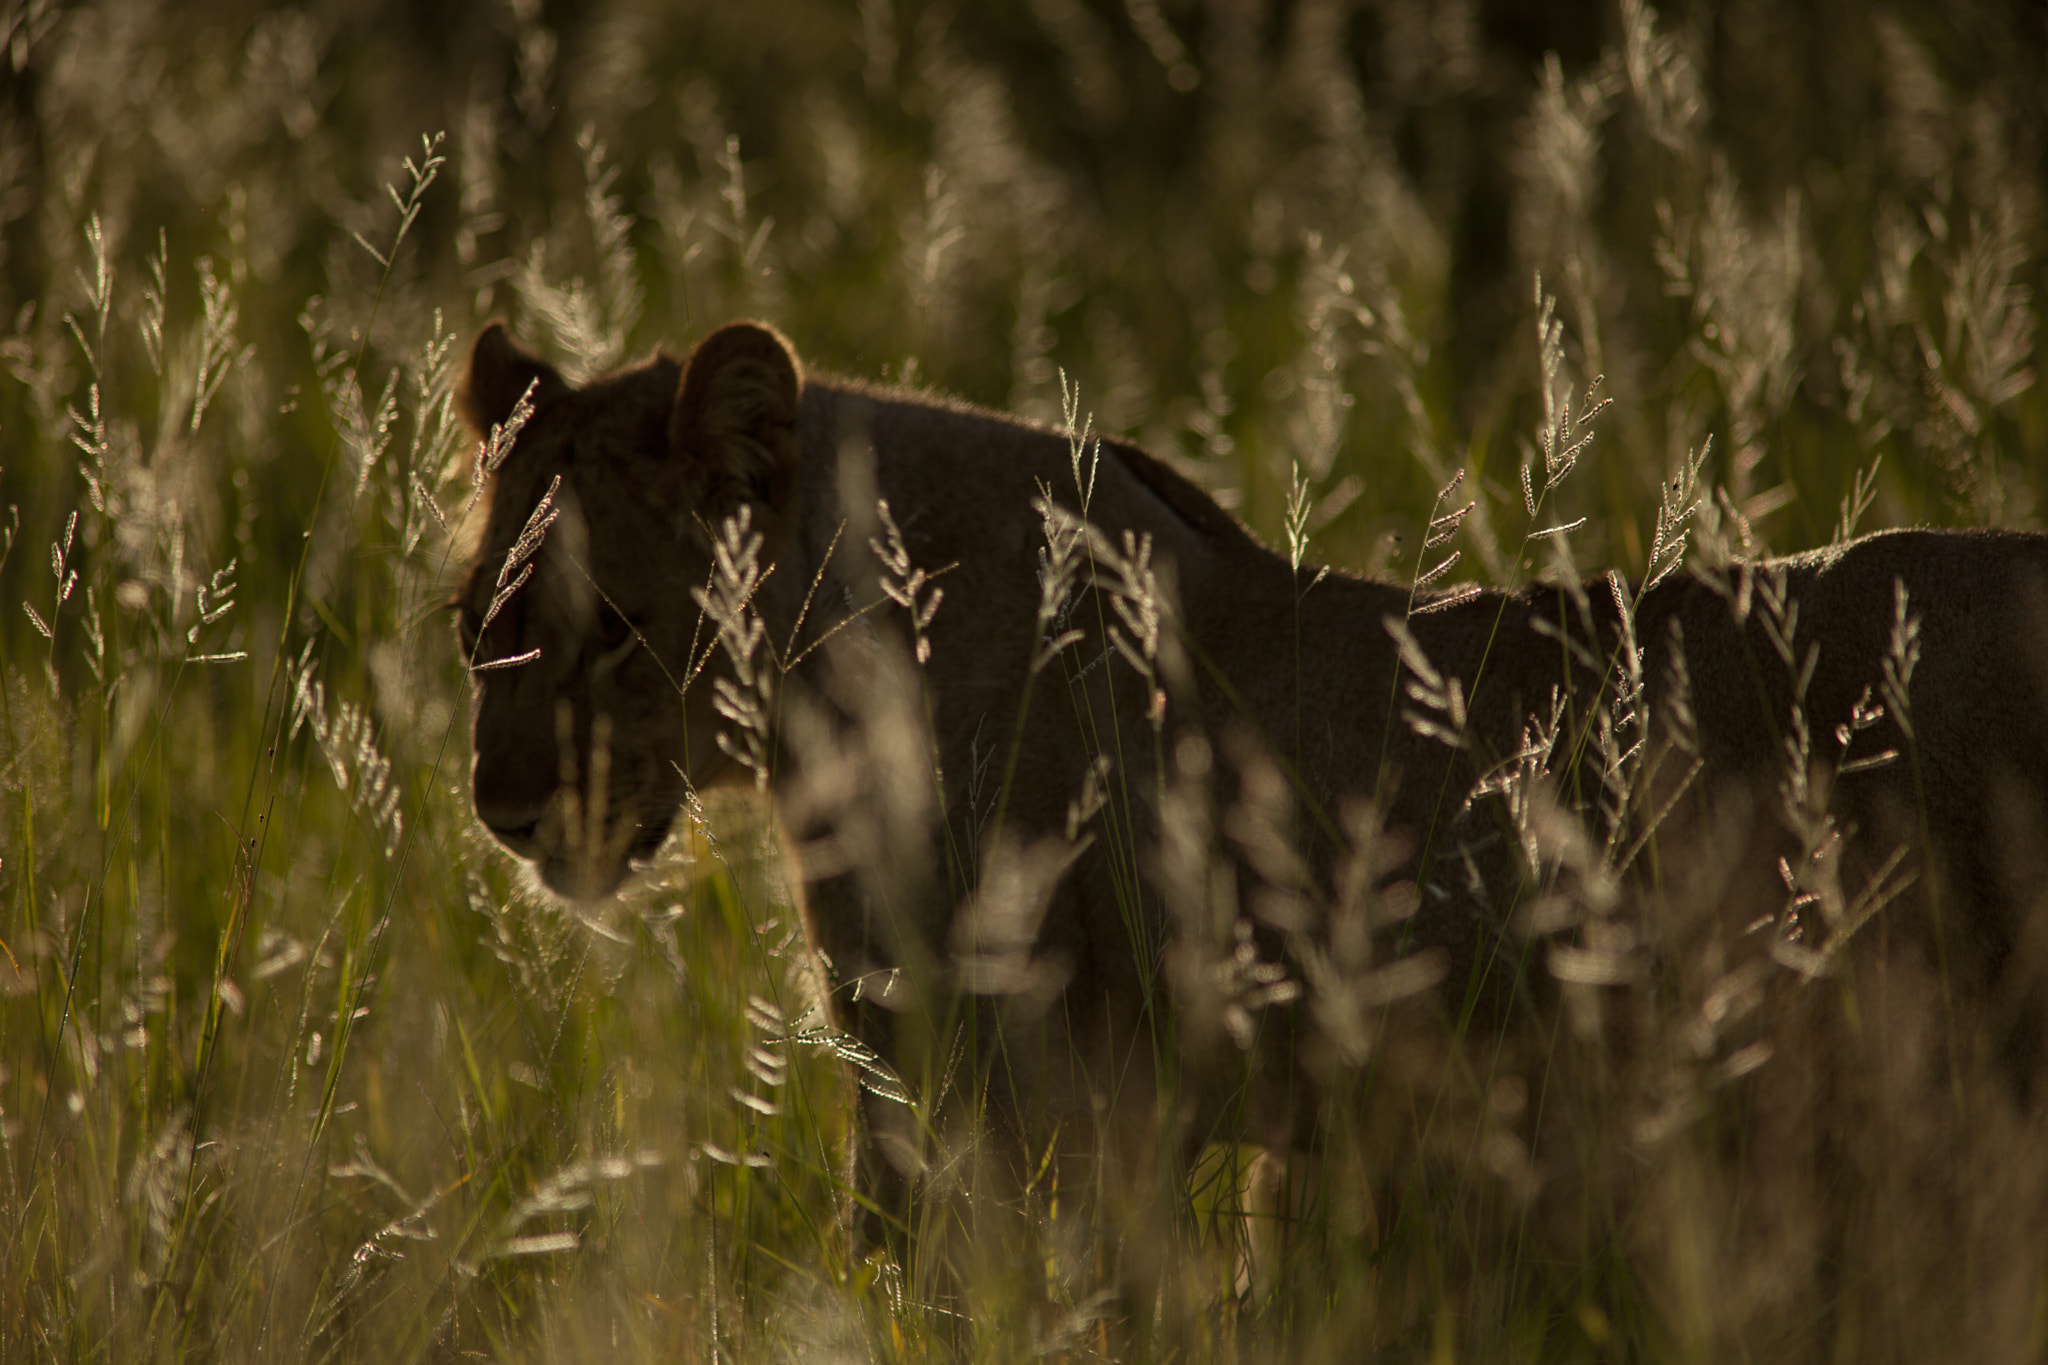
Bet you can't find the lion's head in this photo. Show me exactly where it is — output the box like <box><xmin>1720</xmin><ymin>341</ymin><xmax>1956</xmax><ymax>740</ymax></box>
<box><xmin>454</xmin><ymin>321</ymin><xmax>803</xmax><ymax>898</ymax></box>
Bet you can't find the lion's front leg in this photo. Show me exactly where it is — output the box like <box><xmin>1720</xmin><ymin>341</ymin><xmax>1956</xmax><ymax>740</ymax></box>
<box><xmin>792</xmin><ymin>865</ymin><xmax>928</xmax><ymax>1259</ymax></box>
<box><xmin>843</xmin><ymin>996</ymin><xmax>921</xmax><ymax>1258</ymax></box>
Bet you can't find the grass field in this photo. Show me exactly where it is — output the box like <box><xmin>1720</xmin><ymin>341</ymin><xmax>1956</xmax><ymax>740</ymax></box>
<box><xmin>3</xmin><ymin>0</ymin><xmax>2047</xmax><ymax>1359</ymax></box>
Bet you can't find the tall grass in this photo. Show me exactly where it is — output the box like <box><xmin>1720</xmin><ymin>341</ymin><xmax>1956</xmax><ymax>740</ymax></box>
<box><xmin>3</xmin><ymin>0</ymin><xmax>2045</xmax><ymax>1360</ymax></box>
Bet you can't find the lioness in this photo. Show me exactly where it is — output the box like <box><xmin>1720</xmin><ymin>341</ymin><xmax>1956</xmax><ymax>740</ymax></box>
<box><xmin>454</xmin><ymin>319</ymin><xmax>2048</xmax><ymax>1249</ymax></box>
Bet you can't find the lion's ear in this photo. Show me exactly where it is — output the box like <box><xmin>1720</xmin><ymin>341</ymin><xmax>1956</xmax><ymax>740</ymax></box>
<box><xmin>669</xmin><ymin>321</ymin><xmax>802</xmax><ymax>516</ymax></box>
<box><xmin>458</xmin><ymin>322</ymin><xmax>567</xmax><ymax>435</ymax></box>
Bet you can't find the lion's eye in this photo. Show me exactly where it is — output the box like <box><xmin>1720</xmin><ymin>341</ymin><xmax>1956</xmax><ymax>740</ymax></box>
<box><xmin>597</xmin><ymin>601</ymin><xmax>631</xmax><ymax>646</ymax></box>
<box><xmin>595</xmin><ymin>601</ymin><xmax>638</xmax><ymax>664</ymax></box>
<box><xmin>454</xmin><ymin>600</ymin><xmax>481</xmax><ymax>656</ymax></box>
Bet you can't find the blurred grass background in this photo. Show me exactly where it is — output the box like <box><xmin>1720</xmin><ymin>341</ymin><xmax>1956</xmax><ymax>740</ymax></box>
<box><xmin>1</xmin><ymin>0</ymin><xmax>2045</xmax><ymax>1359</ymax></box>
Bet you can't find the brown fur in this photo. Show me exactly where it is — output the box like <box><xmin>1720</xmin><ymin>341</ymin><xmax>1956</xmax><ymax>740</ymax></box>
<box><xmin>456</xmin><ymin>320</ymin><xmax>2048</xmax><ymax>1249</ymax></box>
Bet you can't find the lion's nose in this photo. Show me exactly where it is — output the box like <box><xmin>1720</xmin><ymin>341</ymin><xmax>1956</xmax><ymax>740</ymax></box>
<box><xmin>477</xmin><ymin>803</ymin><xmax>546</xmax><ymax>855</ymax></box>
<box><xmin>472</xmin><ymin>737</ymin><xmax>557</xmax><ymax>857</ymax></box>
